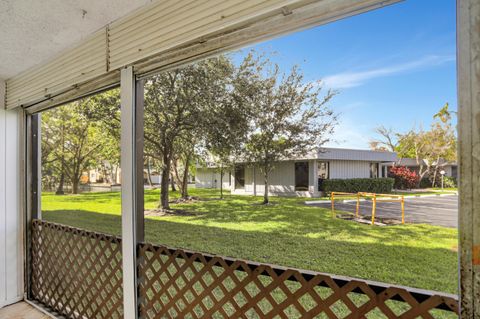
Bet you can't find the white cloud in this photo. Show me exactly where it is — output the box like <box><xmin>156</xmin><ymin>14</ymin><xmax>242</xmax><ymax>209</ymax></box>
<box><xmin>322</xmin><ymin>55</ymin><xmax>455</xmax><ymax>89</ymax></box>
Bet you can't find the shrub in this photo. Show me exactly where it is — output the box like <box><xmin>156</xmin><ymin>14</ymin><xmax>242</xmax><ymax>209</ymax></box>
<box><xmin>441</xmin><ymin>176</ymin><xmax>457</xmax><ymax>188</ymax></box>
<box><xmin>419</xmin><ymin>177</ymin><xmax>431</xmax><ymax>189</ymax></box>
<box><xmin>419</xmin><ymin>175</ymin><xmax>457</xmax><ymax>188</ymax></box>
<box><xmin>388</xmin><ymin>166</ymin><xmax>419</xmax><ymax>189</ymax></box>
<box><xmin>321</xmin><ymin>178</ymin><xmax>394</xmax><ymax>194</ymax></box>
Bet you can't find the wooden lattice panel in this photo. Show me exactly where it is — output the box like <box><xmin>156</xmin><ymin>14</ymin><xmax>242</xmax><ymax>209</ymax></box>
<box><xmin>31</xmin><ymin>220</ymin><xmax>123</xmax><ymax>319</ymax></box>
<box><xmin>138</xmin><ymin>243</ymin><xmax>459</xmax><ymax>319</ymax></box>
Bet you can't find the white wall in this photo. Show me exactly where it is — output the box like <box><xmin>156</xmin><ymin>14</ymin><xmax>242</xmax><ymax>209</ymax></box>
<box><xmin>0</xmin><ymin>101</ymin><xmax>24</xmax><ymax>308</ymax></box>
<box><xmin>195</xmin><ymin>168</ymin><xmax>231</xmax><ymax>189</ymax></box>
<box><xmin>235</xmin><ymin>161</ymin><xmax>314</xmax><ymax>197</ymax></box>
<box><xmin>329</xmin><ymin>160</ymin><xmax>372</xmax><ymax>179</ymax></box>
<box><xmin>197</xmin><ymin>159</ymin><xmax>384</xmax><ymax>197</ymax></box>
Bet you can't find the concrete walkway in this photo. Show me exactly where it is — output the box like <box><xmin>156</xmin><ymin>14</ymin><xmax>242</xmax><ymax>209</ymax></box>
<box><xmin>311</xmin><ymin>194</ymin><xmax>458</xmax><ymax>228</ymax></box>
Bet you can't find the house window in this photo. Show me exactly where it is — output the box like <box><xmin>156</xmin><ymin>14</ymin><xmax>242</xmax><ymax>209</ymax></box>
<box><xmin>317</xmin><ymin>161</ymin><xmax>329</xmax><ymax>191</ymax></box>
<box><xmin>295</xmin><ymin>162</ymin><xmax>309</xmax><ymax>191</ymax></box>
<box><xmin>370</xmin><ymin>163</ymin><xmax>379</xmax><ymax>178</ymax></box>
<box><xmin>235</xmin><ymin>166</ymin><xmax>245</xmax><ymax>189</ymax></box>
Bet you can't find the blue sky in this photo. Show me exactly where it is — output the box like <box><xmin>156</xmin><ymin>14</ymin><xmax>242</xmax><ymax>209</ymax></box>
<box><xmin>235</xmin><ymin>0</ymin><xmax>457</xmax><ymax>149</ymax></box>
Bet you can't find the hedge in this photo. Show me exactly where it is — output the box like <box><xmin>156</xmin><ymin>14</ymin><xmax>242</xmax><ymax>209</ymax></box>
<box><xmin>320</xmin><ymin>178</ymin><xmax>394</xmax><ymax>194</ymax></box>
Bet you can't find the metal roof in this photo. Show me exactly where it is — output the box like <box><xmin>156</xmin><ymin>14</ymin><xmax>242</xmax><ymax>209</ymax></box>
<box><xmin>316</xmin><ymin>147</ymin><xmax>397</xmax><ymax>162</ymax></box>
<box><xmin>396</xmin><ymin>157</ymin><xmax>458</xmax><ymax>166</ymax></box>
<box><xmin>201</xmin><ymin>148</ymin><xmax>399</xmax><ymax>166</ymax></box>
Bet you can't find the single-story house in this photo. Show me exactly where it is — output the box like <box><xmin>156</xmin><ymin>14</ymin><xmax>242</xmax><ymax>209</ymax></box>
<box><xmin>196</xmin><ymin>147</ymin><xmax>397</xmax><ymax>197</ymax></box>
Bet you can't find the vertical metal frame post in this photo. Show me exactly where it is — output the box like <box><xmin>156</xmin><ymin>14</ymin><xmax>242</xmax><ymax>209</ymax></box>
<box><xmin>458</xmin><ymin>0</ymin><xmax>480</xmax><ymax>316</ymax></box>
<box><xmin>25</xmin><ymin>112</ymin><xmax>41</xmax><ymax>299</ymax></box>
<box><xmin>29</xmin><ymin>114</ymin><xmax>41</xmax><ymax>220</ymax></box>
<box><xmin>135</xmin><ymin>79</ymin><xmax>145</xmax><ymax>240</ymax></box>
<box><xmin>457</xmin><ymin>0</ymin><xmax>480</xmax><ymax>318</ymax></box>
<box><xmin>120</xmin><ymin>66</ymin><xmax>144</xmax><ymax>319</ymax></box>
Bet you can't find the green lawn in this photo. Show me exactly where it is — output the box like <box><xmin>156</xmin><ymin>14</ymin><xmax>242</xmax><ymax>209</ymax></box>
<box><xmin>42</xmin><ymin>187</ymin><xmax>458</xmax><ymax>294</ymax></box>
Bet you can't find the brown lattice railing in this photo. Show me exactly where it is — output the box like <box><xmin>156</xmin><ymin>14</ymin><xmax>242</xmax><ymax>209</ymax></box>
<box><xmin>30</xmin><ymin>220</ymin><xmax>459</xmax><ymax>319</ymax></box>
<box><xmin>137</xmin><ymin>245</ymin><xmax>459</xmax><ymax>319</ymax></box>
<box><xmin>30</xmin><ymin>220</ymin><xmax>123</xmax><ymax>318</ymax></box>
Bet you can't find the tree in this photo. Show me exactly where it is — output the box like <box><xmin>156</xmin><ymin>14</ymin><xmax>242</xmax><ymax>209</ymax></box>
<box><xmin>369</xmin><ymin>126</ymin><xmax>397</xmax><ymax>152</ymax></box>
<box><xmin>202</xmin><ymin>59</ymin><xmax>253</xmax><ymax>199</ymax></box>
<box><xmin>241</xmin><ymin>54</ymin><xmax>337</xmax><ymax>204</ymax></box>
<box><xmin>369</xmin><ymin>125</ymin><xmax>415</xmax><ymax>162</ymax></box>
<box><xmin>429</xmin><ymin>103</ymin><xmax>456</xmax><ymax>186</ymax></box>
<box><xmin>42</xmin><ymin>101</ymin><xmax>101</xmax><ymax>194</ymax></box>
<box><xmin>171</xmin><ymin>134</ymin><xmax>199</xmax><ymax>199</ymax></box>
<box><xmin>143</xmin><ymin>56</ymin><xmax>235</xmax><ymax>210</ymax></box>
<box><xmin>371</xmin><ymin>103</ymin><xmax>457</xmax><ymax>187</ymax></box>
<box><xmin>93</xmin><ymin>123</ymin><xmax>121</xmax><ymax>184</ymax></box>
<box><xmin>83</xmin><ymin>89</ymin><xmax>121</xmax><ymax>139</ymax></box>
<box><xmin>81</xmin><ymin>89</ymin><xmax>121</xmax><ymax>185</ymax></box>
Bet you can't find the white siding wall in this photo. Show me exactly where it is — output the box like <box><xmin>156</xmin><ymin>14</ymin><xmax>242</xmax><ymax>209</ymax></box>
<box><xmin>329</xmin><ymin>160</ymin><xmax>371</xmax><ymax>179</ymax></box>
<box><xmin>198</xmin><ymin>159</ymin><xmax>383</xmax><ymax>197</ymax></box>
<box><xmin>266</xmin><ymin>161</ymin><xmax>296</xmax><ymax>194</ymax></box>
<box><xmin>243</xmin><ymin>161</ymin><xmax>314</xmax><ymax>197</ymax></box>
<box><xmin>244</xmin><ymin>167</ymin><xmax>254</xmax><ymax>193</ymax></box>
<box><xmin>443</xmin><ymin>166</ymin><xmax>453</xmax><ymax>177</ymax></box>
<box><xmin>0</xmin><ymin>105</ymin><xmax>23</xmax><ymax>308</ymax></box>
<box><xmin>254</xmin><ymin>166</ymin><xmax>263</xmax><ymax>195</ymax></box>
<box><xmin>150</xmin><ymin>175</ymin><xmax>161</xmax><ymax>184</ymax></box>
<box><xmin>195</xmin><ymin>168</ymin><xmax>230</xmax><ymax>189</ymax></box>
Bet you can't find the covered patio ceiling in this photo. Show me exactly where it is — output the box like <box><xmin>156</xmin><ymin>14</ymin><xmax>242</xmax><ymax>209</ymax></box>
<box><xmin>0</xmin><ymin>0</ymin><xmax>152</xmax><ymax>80</ymax></box>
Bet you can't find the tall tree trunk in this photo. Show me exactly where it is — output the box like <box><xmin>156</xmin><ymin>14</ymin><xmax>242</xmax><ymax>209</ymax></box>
<box><xmin>417</xmin><ymin>167</ymin><xmax>429</xmax><ymax>188</ymax></box>
<box><xmin>72</xmin><ymin>179</ymin><xmax>79</xmax><ymax>194</ymax></box>
<box><xmin>56</xmin><ymin>124</ymin><xmax>66</xmax><ymax>195</ymax></box>
<box><xmin>181</xmin><ymin>155</ymin><xmax>191</xmax><ymax>199</ymax></box>
<box><xmin>432</xmin><ymin>168</ymin><xmax>438</xmax><ymax>187</ymax></box>
<box><xmin>170</xmin><ymin>173</ymin><xmax>176</xmax><ymax>191</ymax></box>
<box><xmin>431</xmin><ymin>156</ymin><xmax>441</xmax><ymax>187</ymax></box>
<box><xmin>172</xmin><ymin>159</ymin><xmax>183</xmax><ymax>193</ymax></box>
<box><xmin>263</xmin><ymin>171</ymin><xmax>269</xmax><ymax>205</ymax></box>
<box><xmin>160</xmin><ymin>158</ymin><xmax>171</xmax><ymax>210</ymax></box>
<box><xmin>56</xmin><ymin>171</ymin><xmax>65</xmax><ymax>195</ymax></box>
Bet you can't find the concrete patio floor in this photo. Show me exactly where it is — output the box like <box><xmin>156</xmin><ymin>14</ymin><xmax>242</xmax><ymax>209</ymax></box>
<box><xmin>0</xmin><ymin>302</ymin><xmax>51</xmax><ymax>319</ymax></box>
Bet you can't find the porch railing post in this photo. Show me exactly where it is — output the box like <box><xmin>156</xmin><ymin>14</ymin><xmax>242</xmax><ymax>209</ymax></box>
<box><xmin>457</xmin><ymin>0</ymin><xmax>480</xmax><ymax>316</ymax></box>
<box><xmin>120</xmin><ymin>66</ymin><xmax>144</xmax><ymax>319</ymax></box>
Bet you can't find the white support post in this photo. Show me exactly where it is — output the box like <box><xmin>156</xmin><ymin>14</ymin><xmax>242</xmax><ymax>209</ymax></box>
<box><xmin>457</xmin><ymin>0</ymin><xmax>480</xmax><ymax>316</ymax></box>
<box><xmin>120</xmin><ymin>66</ymin><xmax>144</xmax><ymax>319</ymax></box>
<box><xmin>313</xmin><ymin>160</ymin><xmax>318</xmax><ymax>196</ymax></box>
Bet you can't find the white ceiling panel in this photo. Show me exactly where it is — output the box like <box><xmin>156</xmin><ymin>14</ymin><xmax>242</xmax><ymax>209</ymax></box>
<box><xmin>0</xmin><ymin>0</ymin><xmax>152</xmax><ymax>79</ymax></box>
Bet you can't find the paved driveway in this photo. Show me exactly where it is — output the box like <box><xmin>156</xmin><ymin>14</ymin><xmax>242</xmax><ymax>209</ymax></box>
<box><xmin>311</xmin><ymin>195</ymin><xmax>458</xmax><ymax>228</ymax></box>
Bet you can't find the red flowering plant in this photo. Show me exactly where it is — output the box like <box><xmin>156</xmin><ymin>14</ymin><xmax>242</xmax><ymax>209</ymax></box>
<box><xmin>388</xmin><ymin>166</ymin><xmax>419</xmax><ymax>189</ymax></box>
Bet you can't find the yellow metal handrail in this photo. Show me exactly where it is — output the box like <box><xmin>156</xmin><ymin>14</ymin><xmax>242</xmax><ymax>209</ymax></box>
<box><xmin>330</xmin><ymin>192</ymin><xmax>357</xmax><ymax>218</ymax></box>
<box><xmin>330</xmin><ymin>192</ymin><xmax>405</xmax><ymax>225</ymax></box>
